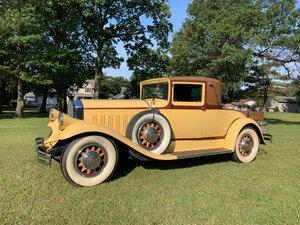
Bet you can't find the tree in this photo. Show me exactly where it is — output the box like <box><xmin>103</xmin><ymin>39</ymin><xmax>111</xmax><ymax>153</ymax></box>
<box><xmin>37</xmin><ymin>0</ymin><xmax>92</xmax><ymax>112</ymax></box>
<box><xmin>0</xmin><ymin>1</ymin><xmax>91</xmax><ymax>116</ymax></box>
<box><xmin>0</xmin><ymin>1</ymin><xmax>47</xmax><ymax>118</ymax></box>
<box><xmin>128</xmin><ymin>48</ymin><xmax>170</xmax><ymax>97</ymax></box>
<box><xmin>170</xmin><ymin>0</ymin><xmax>299</xmax><ymax>100</ymax></box>
<box><xmin>99</xmin><ymin>75</ymin><xmax>130</xmax><ymax>99</ymax></box>
<box><xmin>293</xmin><ymin>76</ymin><xmax>300</xmax><ymax>106</ymax></box>
<box><xmin>79</xmin><ymin>0</ymin><xmax>172</xmax><ymax>98</ymax></box>
<box><xmin>243</xmin><ymin>63</ymin><xmax>275</xmax><ymax>107</ymax></box>
<box><xmin>0</xmin><ymin>73</ymin><xmax>8</xmax><ymax>113</ymax></box>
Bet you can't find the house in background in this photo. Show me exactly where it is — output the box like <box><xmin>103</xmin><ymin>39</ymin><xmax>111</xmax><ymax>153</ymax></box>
<box><xmin>268</xmin><ymin>96</ymin><xmax>300</xmax><ymax>112</ymax></box>
<box><xmin>70</xmin><ymin>79</ymin><xmax>126</xmax><ymax>100</ymax></box>
<box><xmin>75</xmin><ymin>79</ymin><xmax>96</xmax><ymax>99</ymax></box>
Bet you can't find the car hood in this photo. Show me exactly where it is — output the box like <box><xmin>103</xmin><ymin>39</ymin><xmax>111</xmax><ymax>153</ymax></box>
<box><xmin>81</xmin><ymin>99</ymin><xmax>169</xmax><ymax>109</ymax></box>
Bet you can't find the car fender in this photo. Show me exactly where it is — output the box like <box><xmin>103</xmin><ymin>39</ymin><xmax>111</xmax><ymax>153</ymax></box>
<box><xmin>224</xmin><ymin>117</ymin><xmax>265</xmax><ymax>150</ymax></box>
<box><xmin>47</xmin><ymin>121</ymin><xmax>177</xmax><ymax>160</ymax></box>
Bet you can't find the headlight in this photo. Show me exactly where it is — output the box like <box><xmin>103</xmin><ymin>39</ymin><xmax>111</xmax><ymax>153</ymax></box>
<box><xmin>58</xmin><ymin>112</ymin><xmax>64</xmax><ymax>130</ymax></box>
<box><xmin>67</xmin><ymin>99</ymin><xmax>84</xmax><ymax>119</ymax></box>
<box><xmin>49</xmin><ymin>108</ymin><xmax>54</xmax><ymax>121</ymax></box>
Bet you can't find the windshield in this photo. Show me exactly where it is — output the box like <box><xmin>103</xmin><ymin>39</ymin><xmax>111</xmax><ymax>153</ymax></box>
<box><xmin>141</xmin><ymin>82</ymin><xmax>168</xmax><ymax>100</ymax></box>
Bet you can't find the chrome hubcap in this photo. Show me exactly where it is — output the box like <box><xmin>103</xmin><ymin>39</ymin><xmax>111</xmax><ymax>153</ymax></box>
<box><xmin>143</xmin><ymin>127</ymin><xmax>160</xmax><ymax>143</ymax></box>
<box><xmin>238</xmin><ymin>135</ymin><xmax>254</xmax><ymax>156</ymax></box>
<box><xmin>137</xmin><ymin>121</ymin><xmax>163</xmax><ymax>149</ymax></box>
<box><xmin>75</xmin><ymin>145</ymin><xmax>107</xmax><ymax>176</ymax></box>
<box><xmin>82</xmin><ymin>152</ymin><xmax>101</xmax><ymax>170</ymax></box>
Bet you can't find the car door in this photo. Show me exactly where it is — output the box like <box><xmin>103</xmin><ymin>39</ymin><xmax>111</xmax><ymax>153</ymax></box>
<box><xmin>169</xmin><ymin>82</ymin><xmax>205</xmax><ymax>140</ymax></box>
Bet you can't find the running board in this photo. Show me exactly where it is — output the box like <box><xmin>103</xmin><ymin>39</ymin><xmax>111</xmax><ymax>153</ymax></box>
<box><xmin>170</xmin><ymin>148</ymin><xmax>233</xmax><ymax>159</ymax></box>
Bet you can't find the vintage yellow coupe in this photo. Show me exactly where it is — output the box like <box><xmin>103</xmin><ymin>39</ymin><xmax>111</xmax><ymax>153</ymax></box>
<box><xmin>36</xmin><ymin>77</ymin><xmax>271</xmax><ymax>186</ymax></box>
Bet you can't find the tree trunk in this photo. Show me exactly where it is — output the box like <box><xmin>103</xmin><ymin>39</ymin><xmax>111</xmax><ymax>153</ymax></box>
<box><xmin>39</xmin><ymin>87</ymin><xmax>48</xmax><ymax>113</ymax></box>
<box><xmin>94</xmin><ymin>60</ymin><xmax>102</xmax><ymax>99</ymax></box>
<box><xmin>0</xmin><ymin>79</ymin><xmax>4</xmax><ymax>114</ymax></box>
<box><xmin>260</xmin><ymin>87</ymin><xmax>268</xmax><ymax>112</ymax></box>
<box><xmin>14</xmin><ymin>80</ymin><xmax>25</xmax><ymax>118</ymax></box>
<box><xmin>57</xmin><ymin>91</ymin><xmax>63</xmax><ymax>111</ymax></box>
<box><xmin>62</xmin><ymin>91</ymin><xmax>68</xmax><ymax>113</ymax></box>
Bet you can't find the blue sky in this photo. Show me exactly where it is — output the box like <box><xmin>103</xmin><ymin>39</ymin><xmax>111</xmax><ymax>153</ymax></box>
<box><xmin>103</xmin><ymin>0</ymin><xmax>191</xmax><ymax>79</ymax></box>
<box><xmin>104</xmin><ymin>0</ymin><xmax>300</xmax><ymax>79</ymax></box>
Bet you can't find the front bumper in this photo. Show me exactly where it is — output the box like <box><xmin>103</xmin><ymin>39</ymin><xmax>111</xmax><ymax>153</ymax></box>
<box><xmin>35</xmin><ymin>137</ymin><xmax>52</xmax><ymax>165</ymax></box>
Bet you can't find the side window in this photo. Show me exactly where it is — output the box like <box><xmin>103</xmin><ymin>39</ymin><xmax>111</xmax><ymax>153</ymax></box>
<box><xmin>173</xmin><ymin>84</ymin><xmax>203</xmax><ymax>102</ymax></box>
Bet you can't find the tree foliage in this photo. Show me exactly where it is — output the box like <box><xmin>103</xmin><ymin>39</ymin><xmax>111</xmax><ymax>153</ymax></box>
<box><xmin>293</xmin><ymin>76</ymin><xmax>300</xmax><ymax>106</ymax></box>
<box><xmin>99</xmin><ymin>75</ymin><xmax>130</xmax><ymax>99</ymax></box>
<box><xmin>79</xmin><ymin>0</ymin><xmax>172</xmax><ymax>97</ymax></box>
<box><xmin>128</xmin><ymin>48</ymin><xmax>170</xmax><ymax>97</ymax></box>
<box><xmin>0</xmin><ymin>0</ymin><xmax>172</xmax><ymax>116</ymax></box>
<box><xmin>0</xmin><ymin>1</ymin><xmax>47</xmax><ymax>117</ymax></box>
<box><xmin>170</xmin><ymin>0</ymin><xmax>299</xmax><ymax>100</ymax></box>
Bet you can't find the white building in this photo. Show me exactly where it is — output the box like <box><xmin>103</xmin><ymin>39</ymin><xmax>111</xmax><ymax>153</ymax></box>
<box><xmin>268</xmin><ymin>96</ymin><xmax>300</xmax><ymax>112</ymax></box>
<box><xmin>75</xmin><ymin>79</ymin><xmax>96</xmax><ymax>99</ymax></box>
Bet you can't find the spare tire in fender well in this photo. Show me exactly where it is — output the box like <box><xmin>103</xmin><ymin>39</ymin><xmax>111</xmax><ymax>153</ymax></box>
<box><xmin>126</xmin><ymin>110</ymin><xmax>172</xmax><ymax>154</ymax></box>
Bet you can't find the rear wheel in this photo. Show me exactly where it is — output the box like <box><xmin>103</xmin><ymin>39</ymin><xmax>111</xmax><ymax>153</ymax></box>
<box><xmin>233</xmin><ymin>128</ymin><xmax>259</xmax><ymax>163</ymax></box>
<box><xmin>60</xmin><ymin>136</ymin><xmax>118</xmax><ymax>187</ymax></box>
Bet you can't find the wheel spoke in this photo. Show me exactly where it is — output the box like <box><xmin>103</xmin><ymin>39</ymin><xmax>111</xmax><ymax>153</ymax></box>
<box><xmin>238</xmin><ymin>135</ymin><xmax>254</xmax><ymax>156</ymax></box>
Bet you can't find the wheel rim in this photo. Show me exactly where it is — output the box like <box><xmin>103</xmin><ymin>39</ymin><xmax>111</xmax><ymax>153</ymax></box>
<box><xmin>238</xmin><ymin>135</ymin><xmax>254</xmax><ymax>156</ymax></box>
<box><xmin>75</xmin><ymin>145</ymin><xmax>107</xmax><ymax>177</ymax></box>
<box><xmin>137</xmin><ymin>121</ymin><xmax>164</xmax><ymax>150</ymax></box>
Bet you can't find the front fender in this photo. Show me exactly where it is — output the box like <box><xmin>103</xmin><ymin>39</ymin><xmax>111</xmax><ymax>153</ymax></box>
<box><xmin>224</xmin><ymin>117</ymin><xmax>265</xmax><ymax>150</ymax></box>
<box><xmin>45</xmin><ymin>120</ymin><xmax>177</xmax><ymax>160</ymax></box>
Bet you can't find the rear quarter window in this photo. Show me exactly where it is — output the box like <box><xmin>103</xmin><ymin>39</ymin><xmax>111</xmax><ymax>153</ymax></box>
<box><xmin>173</xmin><ymin>84</ymin><xmax>203</xmax><ymax>102</ymax></box>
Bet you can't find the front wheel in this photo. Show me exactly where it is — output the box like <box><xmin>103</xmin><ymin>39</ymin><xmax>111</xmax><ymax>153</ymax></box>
<box><xmin>233</xmin><ymin>128</ymin><xmax>259</xmax><ymax>163</ymax></box>
<box><xmin>60</xmin><ymin>136</ymin><xmax>118</xmax><ymax>187</ymax></box>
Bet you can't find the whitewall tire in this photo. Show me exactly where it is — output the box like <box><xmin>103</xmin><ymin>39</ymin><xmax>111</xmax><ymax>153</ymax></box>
<box><xmin>126</xmin><ymin>111</ymin><xmax>171</xmax><ymax>155</ymax></box>
<box><xmin>233</xmin><ymin>128</ymin><xmax>259</xmax><ymax>163</ymax></box>
<box><xmin>60</xmin><ymin>136</ymin><xmax>118</xmax><ymax>187</ymax></box>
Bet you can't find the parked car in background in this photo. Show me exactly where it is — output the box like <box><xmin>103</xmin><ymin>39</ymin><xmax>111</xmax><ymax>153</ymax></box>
<box><xmin>24</xmin><ymin>92</ymin><xmax>58</xmax><ymax>109</ymax></box>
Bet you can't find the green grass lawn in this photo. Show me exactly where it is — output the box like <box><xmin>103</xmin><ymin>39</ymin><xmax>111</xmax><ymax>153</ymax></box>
<box><xmin>0</xmin><ymin>111</ymin><xmax>299</xmax><ymax>224</ymax></box>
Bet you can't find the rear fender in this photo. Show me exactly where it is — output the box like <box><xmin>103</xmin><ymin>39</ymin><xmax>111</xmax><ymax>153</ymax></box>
<box><xmin>224</xmin><ymin>118</ymin><xmax>265</xmax><ymax>150</ymax></box>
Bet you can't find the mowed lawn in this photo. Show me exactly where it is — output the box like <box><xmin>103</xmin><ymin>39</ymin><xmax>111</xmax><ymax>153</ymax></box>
<box><xmin>0</xmin><ymin>111</ymin><xmax>299</xmax><ymax>225</ymax></box>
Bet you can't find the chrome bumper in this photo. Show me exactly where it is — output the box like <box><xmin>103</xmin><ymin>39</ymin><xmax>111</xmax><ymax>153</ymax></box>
<box><xmin>35</xmin><ymin>137</ymin><xmax>52</xmax><ymax>165</ymax></box>
<box><xmin>263</xmin><ymin>134</ymin><xmax>272</xmax><ymax>143</ymax></box>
